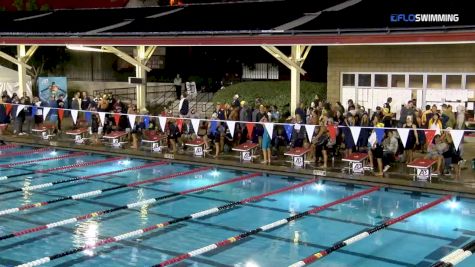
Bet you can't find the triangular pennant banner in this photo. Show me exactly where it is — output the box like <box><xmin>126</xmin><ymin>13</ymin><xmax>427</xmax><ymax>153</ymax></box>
<box><xmin>159</xmin><ymin>116</ymin><xmax>167</xmax><ymax>131</ymax></box>
<box><xmin>375</xmin><ymin>128</ymin><xmax>385</xmax><ymax>145</ymax></box>
<box><xmin>31</xmin><ymin>106</ymin><xmax>37</xmax><ymax>117</ymax></box>
<box><xmin>284</xmin><ymin>124</ymin><xmax>293</xmax><ymax>141</ymax></box>
<box><xmin>127</xmin><ymin>114</ymin><xmax>137</xmax><ymax>129</ymax></box>
<box><xmin>226</xmin><ymin>120</ymin><xmax>235</xmax><ymax>138</ymax></box>
<box><xmin>305</xmin><ymin>124</ymin><xmax>316</xmax><ymax>143</ymax></box>
<box><xmin>15</xmin><ymin>105</ymin><xmax>25</xmax><ymax>117</ymax></box>
<box><xmin>4</xmin><ymin>103</ymin><xmax>12</xmax><ymax>115</ymax></box>
<box><xmin>211</xmin><ymin>120</ymin><xmax>218</xmax><ymax>135</ymax></box>
<box><xmin>98</xmin><ymin>112</ymin><xmax>106</xmax><ymax>126</ymax></box>
<box><xmin>85</xmin><ymin>111</ymin><xmax>91</xmax><ymax>123</ymax></box>
<box><xmin>113</xmin><ymin>113</ymin><xmax>121</xmax><ymax>126</ymax></box>
<box><xmin>42</xmin><ymin>107</ymin><xmax>51</xmax><ymax>121</ymax></box>
<box><xmin>368</xmin><ymin>131</ymin><xmax>377</xmax><ymax>146</ymax></box>
<box><xmin>57</xmin><ymin>109</ymin><xmax>64</xmax><ymax>121</ymax></box>
<box><xmin>328</xmin><ymin>125</ymin><xmax>337</xmax><ymax>141</ymax></box>
<box><xmin>450</xmin><ymin>129</ymin><xmax>464</xmax><ymax>151</ymax></box>
<box><xmin>176</xmin><ymin>118</ymin><xmax>183</xmax><ymax>132</ymax></box>
<box><xmin>246</xmin><ymin>123</ymin><xmax>254</xmax><ymax>140</ymax></box>
<box><xmin>349</xmin><ymin>126</ymin><xmax>361</xmax><ymax>146</ymax></box>
<box><xmin>144</xmin><ymin>116</ymin><xmax>150</xmax><ymax>129</ymax></box>
<box><xmin>424</xmin><ymin>129</ymin><xmax>436</xmax><ymax>145</ymax></box>
<box><xmin>70</xmin><ymin>110</ymin><xmax>78</xmax><ymax>125</ymax></box>
<box><xmin>397</xmin><ymin>128</ymin><xmax>410</xmax><ymax>148</ymax></box>
<box><xmin>191</xmin><ymin>118</ymin><xmax>200</xmax><ymax>134</ymax></box>
<box><xmin>264</xmin><ymin>122</ymin><xmax>274</xmax><ymax>138</ymax></box>
<box><xmin>294</xmin><ymin>123</ymin><xmax>301</xmax><ymax>131</ymax></box>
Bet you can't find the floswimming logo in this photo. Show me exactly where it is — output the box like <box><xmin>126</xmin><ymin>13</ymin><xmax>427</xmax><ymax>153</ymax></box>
<box><xmin>390</xmin><ymin>14</ymin><xmax>459</xmax><ymax>23</ymax></box>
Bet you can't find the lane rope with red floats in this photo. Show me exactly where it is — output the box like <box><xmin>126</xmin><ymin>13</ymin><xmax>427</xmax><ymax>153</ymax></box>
<box><xmin>431</xmin><ymin>240</ymin><xmax>475</xmax><ymax>267</ymax></box>
<box><xmin>16</xmin><ymin>178</ymin><xmax>319</xmax><ymax>267</ymax></box>
<box><xmin>0</xmin><ymin>161</ymin><xmax>166</xmax><ymax>195</ymax></box>
<box><xmin>0</xmin><ymin>147</ymin><xmax>50</xmax><ymax>158</ymax></box>
<box><xmin>0</xmin><ymin>151</ymin><xmax>87</xmax><ymax>168</ymax></box>
<box><xmin>288</xmin><ymin>194</ymin><xmax>452</xmax><ymax>267</ymax></box>
<box><xmin>0</xmin><ymin>166</ymin><xmax>211</xmax><ymax>217</ymax></box>
<box><xmin>0</xmin><ymin>172</ymin><xmax>261</xmax><ymax>241</ymax></box>
<box><xmin>155</xmin><ymin>186</ymin><xmax>380</xmax><ymax>267</ymax></box>
<box><xmin>0</xmin><ymin>156</ymin><xmax>124</xmax><ymax>181</ymax></box>
<box><xmin>0</xmin><ymin>144</ymin><xmax>18</xmax><ymax>150</ymax></box>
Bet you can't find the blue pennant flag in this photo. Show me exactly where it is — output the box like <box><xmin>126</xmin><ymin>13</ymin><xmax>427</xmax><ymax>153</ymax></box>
<box><xmin>284</xmin><ymin>124</ymin><xmax>293</xmax><ymax>141</ymax></box>
<box><xmin>85</xmin><ymin>111</ymin><xmax>91</xmax><ymax>123</ymax></box>
<box><xmin>31</xmin><ymin>106</ymin><xmax>37</xmax><ymax>117</ymax></box>
<box><xmin>375</xmin><ymin>128</ymin><xmax>385</xmax><ymax>145</ymax></box>
<box><xmin>210</xmin><ymin>120</ymin><xmax>218</xmax><ymax>135</ymax></box>
<box><xmin>144</xmin><ymin>116</ymin><xmax>150</xmax><ymax>129</ymax></box>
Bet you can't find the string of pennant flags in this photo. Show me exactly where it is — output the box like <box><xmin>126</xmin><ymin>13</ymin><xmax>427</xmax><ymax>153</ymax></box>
<box><xmin>2</xmin><ymin>102</ymin><xmax>472</xmax><ymax>151</ymax></box>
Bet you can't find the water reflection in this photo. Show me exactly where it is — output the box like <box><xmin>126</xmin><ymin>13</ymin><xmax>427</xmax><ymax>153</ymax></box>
<box><xmin>73</xmin><ymin>220</ymin><xmax>99</xmax><ymax>256</ymax></box>
<box><xmin>137</xmin><ymin>188</ymin><xmax>149</xmax><ymax>225</ymax></box>
<box><xmin>22</xmin><ymin>177</ymin><xmax>33</xmax><ymax>205</ymax></box>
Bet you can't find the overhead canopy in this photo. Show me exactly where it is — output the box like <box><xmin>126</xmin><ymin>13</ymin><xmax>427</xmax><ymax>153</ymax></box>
<box><xmin>0</xmin><ymin>0</ymin><xmax>474</xmax><ymax>46</ymax></box>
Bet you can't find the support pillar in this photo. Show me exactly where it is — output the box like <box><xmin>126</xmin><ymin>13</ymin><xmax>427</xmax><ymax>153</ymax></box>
<box><xmin>17</xmin><ymin>45</ymin><xmax>28</xmax><ymax>97</ymax></box>
<box><xmin>135</xmin><ymin>45</ymin><xmax>147</xmax><ymax>112</ymax></box>
<box><xmin>290</xmin><ymin>45</ymin><xmax>301</xmax><ymax>116</ymax></box>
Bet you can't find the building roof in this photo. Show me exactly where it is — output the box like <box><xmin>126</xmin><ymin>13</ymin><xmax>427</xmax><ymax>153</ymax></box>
<box><xmin>0</xmin><ymin>0</ymin><xmax>474</xmax><ymax>46</ymax></box>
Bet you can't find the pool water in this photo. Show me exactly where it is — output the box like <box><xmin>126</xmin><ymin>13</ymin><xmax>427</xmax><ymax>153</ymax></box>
<box><xmin>0</xmin><ymin>146</ymin><xmax>474</xmax><ymax>267</ymax></box>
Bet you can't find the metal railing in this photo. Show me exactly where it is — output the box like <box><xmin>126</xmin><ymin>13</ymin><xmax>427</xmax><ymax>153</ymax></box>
<box><xmin>92</xmin><ymin>84</ymin><xmax>176</xmax><ymax>104</ymax></box>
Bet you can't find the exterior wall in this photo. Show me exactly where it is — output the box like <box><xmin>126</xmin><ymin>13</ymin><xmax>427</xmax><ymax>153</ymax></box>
<box><xmin>327</xmin><ymin>44</ymin><xmax>475</xmax><ymax>102</ymax></box>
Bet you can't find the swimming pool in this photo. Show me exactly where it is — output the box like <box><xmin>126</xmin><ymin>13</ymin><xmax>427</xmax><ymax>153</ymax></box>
<box><xmin>0</xmin><ymin>145</ymin><xmax>474</xmax><ymax>267</ymax></box>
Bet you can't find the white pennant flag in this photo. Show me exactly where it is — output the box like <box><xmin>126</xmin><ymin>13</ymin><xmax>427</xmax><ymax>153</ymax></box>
<box><xmin>226</xmin><ymin>120</ymin><xmax>236</xmax><ymax>138</ymax></box>
<box><xmin>349</xmin><ymin>126</ymin><xmax>361</xmax><ymax>146</ymax></box>
<box><xmin>397</xmin><ymin>128</ymin><xmax>410</xmax><ymax>148</ymax></box>
<box><xmin>127</xmin><ymin>114</ymin><xmax>137</xmax><ymax>129</ymax></box>
<box><xmin>70</xmin><ymin>110</ymin><xmax>78</xmax><ymax>124</ymax></box>
<box><xmin>450</xmin><ymin>129</ymin><xmax>464</xmax><ymax>151</ymax></box>
<box><xmin>159</xmin><ymin>116</ymin><xmax>167</xmax><ymax>132</ymax></box>
<box><xmin>98</xmin><ymin>112</ymin><xmax>106</xmax><ymax>126</ymax></box>
<box><xmin>42</xmin><ymin>107</ymin><xmax>51</xmax><ymax>121</ymax></box>
<box><xmin>305</xmin><ymin>124</ymin><xmax>316</xmax><ymax>143</ymax></box>
<box><xmin>191</xmin><ymin>118</ymin><xmax>200</xmax><ymax>134</ymax></box>
<box><xmin>15</xmin><ymin>105</ymin><xmax>25</xmax><ymax>117</ymax></box>
<box><xmin>264</xmin><ymin>122</ymin><xmax>274</xmax><ymax>138</ymax></box>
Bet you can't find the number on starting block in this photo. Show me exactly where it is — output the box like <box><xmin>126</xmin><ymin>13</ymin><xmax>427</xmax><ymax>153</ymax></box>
<box><xmin>313</xmin><ymin>170</ymin><xmax>327</xmax><ymax>176</ymax></box>
<box><xmin>416</xmin><ymin>168</ymin><xmax>429</xmax><ymax>180</ymax></box>
<box><xmin>194</xmin><ymin>146</ymin><xmax>203</xmax><ymax>156</ymax></box>
<box><xmin>42</xmin><ymin>131</ymin><xmax>48</xmax><ymax>140</ymax></box>
<box><xmin>293</xmin><ymin>156</ymin><xmax>304</xmax><ymax>167</ymax></box>
<box><xmin>352</xmin><ymin>162</ymin><xmax>364</xmax><ymax>174</ymax></box>
<box><xmin>242</xmin><ymin>151</ymin><xmax>252</xmax><ymax>161</ymax></box>
<box><xmin>152</xmin><ymin>143</ymin><xmax>161</xmax><ymax>152</ymax></box>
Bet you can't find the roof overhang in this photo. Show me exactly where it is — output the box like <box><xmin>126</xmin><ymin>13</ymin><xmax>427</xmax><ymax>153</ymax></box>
<box><xmin>2</xmin><ymin>31</ymin><xmax>475</xmax><ymax>46</ymax></box>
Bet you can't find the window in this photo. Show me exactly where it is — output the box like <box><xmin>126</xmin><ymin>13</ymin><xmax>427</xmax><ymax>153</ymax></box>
<box><xmin>409</xmin><ymin>75</ymin><xmax>423</xmax><ymax>88</ymax></box>
<box><xmin>342</xmin><ymin>74</ymin><xmax>355</xmax><ymax>86</ymax></box>
<box><xmin>427</xmin><ymin>75</ymin><xmax>442</xmax><ymax>89</ymax></box>
<box><xmin>358</xmin><ymin>74</ymin><xmax>371</xmax><ymax>87</ymax></box>
<box><xmin>391</xmin><ymin>74</ymin><xmax>405</xmax><ymax>88</ymax></box>
<box><xmin>446</xmin><ymin>75</ymin><xmax>462</xmax><ymax>89</ymax></box>
<box><xmin>374</xmin><ymin>74</ymin><xmax>388</xmax><ymax>87</ymax></box>
<box><xmin>466</xmin><ymin>75</ymin><xmax>475</xmax><ymax>89</ymax></box>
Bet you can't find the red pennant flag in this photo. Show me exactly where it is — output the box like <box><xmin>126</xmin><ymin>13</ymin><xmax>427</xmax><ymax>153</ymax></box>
<box><xmin>176</xmin><ymin>118</ymin><xmax>183</xmax><ymax>132</ymax></box>
<box><xmin>57</xmin><ymin>109</ymin><xmax>64</xmax><ymax>121</ymax></box>
<box><xmin>113</xmin><ymin>113</ymin><xmax>121</xmax><ymax>126</ymax></box>
<box><xmin>424</xmin><ymin>129</ymin><xmax>436</xmax><ymax>145</ymax></box>
<box><xmin>328</xmin><ymin>124</ymin><xmax>337</xmax><ymax>141</ymax></box>
<box><xmin>246</xmin><ymin>123</ymin><xmax>254</xmax><ymax>140</ymax></box>
<box><xmin>4</xmin><ymin>103</ymin><xmax>12</xmax><ymax>115</ymax></box>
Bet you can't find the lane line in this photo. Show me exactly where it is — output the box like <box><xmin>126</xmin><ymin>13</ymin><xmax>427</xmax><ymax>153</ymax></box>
<box><xmin>0</xmin><ymin>161</ymin><xmax>166</xmax><ymax>195</ymax></box>
<box><xmin>0</xmin><ymin>172</ymin><xmax>261</xmax><ymax>241</ymax></box>
<box><xmin>155</xmin><ymin>186</ymin><xmax>380</xmax><ymax>267</ymax></box>
<box><xmin>16</xmin><ymin>178</ymin><xmax>318</xmax><ymax>267</ymax></box>
<box><xmin>0</xmin><ymin>166</ymin><xmax>211</xmax><ymax>217</ymax></box>
<box><xmin>289</xmin><ymin>195</ymin><xmax>452</xmax><ymax>267</ymax></box>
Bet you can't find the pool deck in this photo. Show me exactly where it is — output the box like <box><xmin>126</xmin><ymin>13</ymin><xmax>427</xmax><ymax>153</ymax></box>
<box><xmin>2</xmin><ymin>133</ymin><xmax>475</xmax><ymax>198</ymax></box>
